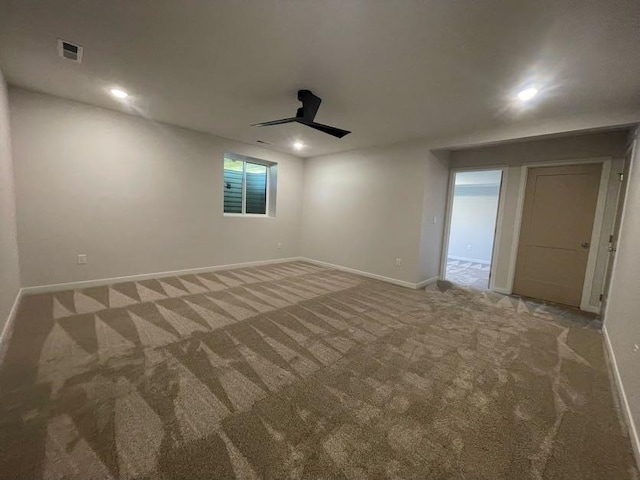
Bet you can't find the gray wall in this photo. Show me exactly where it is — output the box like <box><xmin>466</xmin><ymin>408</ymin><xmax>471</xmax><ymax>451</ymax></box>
<box><xmin>301</xmin><ymin>142</ymin><xmax>449</xmax><ymax>285</ymax></box>
<box><xmin>0</xmin><ymin>69</ymin><xmax>21</xmax><ymax>333</ymax></box>
<box><xmin>9</xmin><ymin>88</ymin><xmax>304</xmax><ymax>287</ymax></box>
<box><xmin>450</xmin><ymin>131</ymin><xmax>629</xmax><ymax>305</ymax></box>
<box><xmin>604</xmin><ymin>128</ymin><xmax>640</xmax><ymax>462</ymax></box>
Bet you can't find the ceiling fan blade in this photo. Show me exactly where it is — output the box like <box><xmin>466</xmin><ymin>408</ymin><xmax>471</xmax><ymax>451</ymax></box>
<box><xmin>298</xmin><ymin>90</ymin><xmax>322</xmax><ymax>121</ymax></box>
<box><xmin>252</xmin><ymin>117</ymin><xmax>297</xmax><ymax>127</ymax></box>
<box><xmin>299</xmin><ymin>120</ymin><xmax>351</xmax><ymax>138</ymax></box>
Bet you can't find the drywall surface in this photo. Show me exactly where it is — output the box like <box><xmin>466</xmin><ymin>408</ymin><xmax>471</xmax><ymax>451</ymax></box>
<box><xmin>447</xmin><ymin>191</ymin><xmax>500</xmax><ymax>263</ymax></box>
<box><xmin>0</xmin><ymin>69</ymin><xmax>21</xmax><ymax>332</ymax></box>
<box><xmin>449</xmin><ymin>131</ymin><xmax>628</xmax><ymax>166</ymax></box>
<box><xmin>10</xmin><ymin>88</ymin><xmax>304</xmax><ymax>287</ymax></box>
<box><xmin>604</xmin><ymin>129</ymin><xmax>640</xmax><ymax>461</ymax></box>
<box><xmin>446</xmin><ymin>170</ymin><xmax>502</xmax><ymax>264</ymax></box>
<box><xmin>417</xmin><ymin>151</ymin><xmax>449</xmax><ymax>283</ymax></box>
<box><xmin>450</xmin><ymin>131</ymin><xmax>629</xmax><ymax>301</ymax></box>
<box><xmin>301</xmin><ymin>141</ymin><xmax>449</xmax><ymax>284</ymax></box>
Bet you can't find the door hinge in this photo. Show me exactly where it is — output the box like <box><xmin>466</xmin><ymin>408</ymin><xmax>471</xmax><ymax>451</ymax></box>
<box><xmin>609</xmin><ymin>234</ymin><xmax>614</xmax><ymax>243</ymax></box>
<box><xmin>599</xmin><ymin>294</ymin><xmax>604</xmax><ymax>302</ymax></box>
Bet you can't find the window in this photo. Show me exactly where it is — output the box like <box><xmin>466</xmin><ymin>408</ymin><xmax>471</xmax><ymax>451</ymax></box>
<box><xmin>223</xmin><ymin>154</ymin><xmax>274</xmax><ymax>216</ymax></box>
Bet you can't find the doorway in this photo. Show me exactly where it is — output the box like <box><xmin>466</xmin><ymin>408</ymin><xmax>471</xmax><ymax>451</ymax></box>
<box><xmin>443</xmin><ymin>169</ymin><xmax>503</xmax><ymax>290</ymax></box>
<box><xmin>513</xmin><ymin>164</ymin><xmax>602</xmax><ymax>307</ymax></box>
<box><xmin>600</xmin><ymin>147</ymin><xmax>632</xmax><ymax>316</ymax></box>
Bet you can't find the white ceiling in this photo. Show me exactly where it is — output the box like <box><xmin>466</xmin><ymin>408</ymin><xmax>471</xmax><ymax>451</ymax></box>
<box><xmin>1</xmin><ymin>1</ymin><xmax>639</xmax><ymax>157</ymax></box>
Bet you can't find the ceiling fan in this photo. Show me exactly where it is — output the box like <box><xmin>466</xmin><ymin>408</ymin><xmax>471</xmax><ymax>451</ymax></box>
<box><xmin>252</xmin><ymin>90</ymin><xmax>351</xmax><ymax>139</ymax></box>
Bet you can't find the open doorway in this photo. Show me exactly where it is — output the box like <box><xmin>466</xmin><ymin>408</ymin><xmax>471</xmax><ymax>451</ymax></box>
<box><xmin>443</xmin><ymin>169</ymin><xmax>503</xmax><ymax>290</ymax></box>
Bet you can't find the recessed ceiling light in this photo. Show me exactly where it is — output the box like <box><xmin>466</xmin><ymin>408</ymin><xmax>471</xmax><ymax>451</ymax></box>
<box><xmin>110</xmin><ymin>88</ymin><xmax>129</xmax><ymax>99</ymax></box>
<box><xmin>517</xmin><ymin>87</ymin><xmax>538</xmax><ymax>102</ymax></box>
<box><xmin>293</xmin><ymin>141</ymin><xmax>305</xmax><ymax>150</ymax></box>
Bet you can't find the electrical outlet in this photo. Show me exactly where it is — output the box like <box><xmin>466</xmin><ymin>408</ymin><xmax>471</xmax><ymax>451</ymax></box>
<box><xmin>277</xmin><ymin>242</ymin><xmax>282</xmax><ymax>250</ymax></box>
<box><xmin>467</xmin><ymin>244</ymin><xmax>472</xmax><ymax>250</ymax></box>
<box><xmin>432</xmin><ymin>216</ymin><xmax>438</xmax><ymax>224</ymax></box>
<box><xmin>395</xmin><ymin>258</ymin><xmax>403</xmax><ymax>266</ymax></box>
<box><xmin>77</xmin><ymin>254</ymin><xmax>87</xmax><ymax>265</ymax></box>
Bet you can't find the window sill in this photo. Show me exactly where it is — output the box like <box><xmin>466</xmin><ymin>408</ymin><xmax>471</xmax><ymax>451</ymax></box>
<box><xmin>223</xmin><ymin>213</ymin><xmax>274</xmax><ymax>218</ymax></box>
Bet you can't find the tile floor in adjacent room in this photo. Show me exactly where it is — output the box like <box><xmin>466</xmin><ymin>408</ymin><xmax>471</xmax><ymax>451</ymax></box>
<box><xmin>445</xmin><ymin>258</ymin><xmax>491</xmax><ymax>290</ymax></box>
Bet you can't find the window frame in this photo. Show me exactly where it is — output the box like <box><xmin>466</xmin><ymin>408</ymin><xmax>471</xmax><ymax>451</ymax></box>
<box><xmin>223</xmin><ymin>153</ymin><xmax>274</xmax><ymax>218</ymax></box>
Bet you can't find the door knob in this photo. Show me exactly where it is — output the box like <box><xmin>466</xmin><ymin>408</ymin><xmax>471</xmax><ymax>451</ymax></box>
<box><xmin>581</xmin><ymin>241</ymin><xmax>590</xmax><ymax>249</ymax></box>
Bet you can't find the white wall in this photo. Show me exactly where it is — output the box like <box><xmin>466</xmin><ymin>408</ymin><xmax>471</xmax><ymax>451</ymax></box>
<box><xmin>448</xmin><ymin>190</ymin><xmax>500</xmax><ymax>263</ymax></box>
<box><xmin>450</xmin><ymin>131</ymin><xmax>629</xmax><ymax>305</ymax></box>
<box><xmin>417</xmin><ymin>150</ymin><xmax>450</xmax><ymax>283</ymax></box>
<box><xmin>604</xmin><ymin>127</ymin><xmax>640</xmax><ymax>463</ymax></box>
<box><xmin>447</xmin><ymin>170</ymin><xmax>502</xmax><ymax>264</ymax></box>
<box><xmin>9</xmin><ymin>88</ymin><xmax>304</xmax><ymax>287</ymax></box>
<box><xmin>6</xmin><ymin>87</ymin><xmax>630</xmax><ymax>303</ymax></box>
<box><xmin>0</xmin><ymin>69</ymin><xmax>21</xmax><ymax>333</ymax></box>
<box><xmin>301</xmin><ymin>142</ymin><xmax>449</xmax><ymax>285</ymax></box>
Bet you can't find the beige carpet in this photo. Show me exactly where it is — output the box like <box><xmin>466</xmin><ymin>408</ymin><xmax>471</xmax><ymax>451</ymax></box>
<box><xmin>0</xmin><ymin>261</ymin><xmax>637</xmax><ymax>479</ymax></box>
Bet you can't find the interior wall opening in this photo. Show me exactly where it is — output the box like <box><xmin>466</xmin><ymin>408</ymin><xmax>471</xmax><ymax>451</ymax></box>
<box><xmin>444</xmin><ymin>169</ymin><xmax>503</xmax><ymax>290</ymax></box>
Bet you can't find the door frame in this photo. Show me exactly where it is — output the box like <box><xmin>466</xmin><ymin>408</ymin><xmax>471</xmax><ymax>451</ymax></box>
<box><xmin>440</xmin><ymin>166</ymin><xmax>508</xmax><ymax>291</ymax></box>
<box><xmin>601</xmin><ymin>143</ymin><xmax>634</xmax><ymax>317</ymax></box>
<box><xmin>506</xmin><ymin>157</ymin><xmax>612</xmax><ymax>312</ymax></box>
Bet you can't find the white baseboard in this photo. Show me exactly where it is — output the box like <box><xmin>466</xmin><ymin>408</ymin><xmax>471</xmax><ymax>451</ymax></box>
<box><xmin>603</xmin><ymin>326</ymin><xmax>640</xmax><ymax>469</ymax></box>
<box><xmin>21</xmin><ymin>257</ymin><xmax>305</xmax><ymax>294</ymax></box>
<box><xmin>300</xmin><ymin>258</ymin><xmax>434</xmax><ymax>290</ymax></box>
<box><xmin>447</xmin><ymin>255</ymin><xmax>491</xmax><ymax>265</ymax></box>
<box><xmin>492</xmin><ymin>287</ymin><xmax>512</xmax><ymax>295</ymax></box>
<box><xmin>20</xmin><ymin>256</ymin><xmax>435</xmax><ymax>296</ymax></box>
<box><xmin>416</xmin><ymin>276</ymin><xmax>440</xmax><ymax>289</ymax></box>
<box><xmin>0</xmin><ymin>288</ymin><xmax>24</xmax><ymax>366</ymax></box>
<box><xmin>580</xmin><ymin>303</ymin><xmax>600</xmax><ymax>314</ymax></box>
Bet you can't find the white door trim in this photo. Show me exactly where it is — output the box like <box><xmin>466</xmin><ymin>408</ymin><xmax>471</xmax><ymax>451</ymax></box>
<box><xmin>506</xmin><ymin>157</ymin><xmax>612</xmax><ymax>312</ymax></box>
<box><xmin>580</xmin><ymin>159</ymin><xmax>612</xmax><ymax>312</ymax></box>
<box><xmin>440</xmin><ymin>166</ymin><xmax>508</xmax><ymax>292</ymax></box>
<box><xmin>439</xmin><ymin>169</ymin><xmax>457</xmax><ymax>280</ymax></box>
<box><xmin>490</xmin><ymin>168</ymin><xmax>509</xmax><ymax>291</ymax></box>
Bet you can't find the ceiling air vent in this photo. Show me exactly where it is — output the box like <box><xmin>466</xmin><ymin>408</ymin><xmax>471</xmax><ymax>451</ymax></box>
<box><xmin>57</xmin><ymin>39</ymin><xmax>83</xmax><ymax>63</ymax></box>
